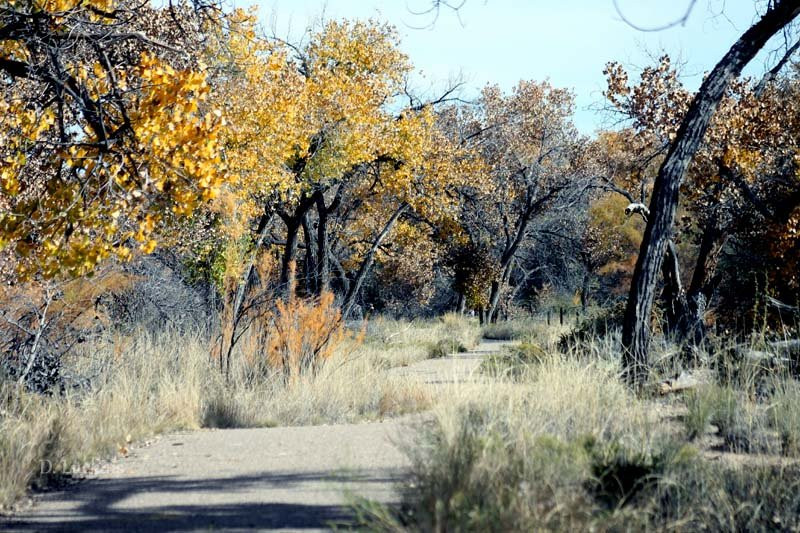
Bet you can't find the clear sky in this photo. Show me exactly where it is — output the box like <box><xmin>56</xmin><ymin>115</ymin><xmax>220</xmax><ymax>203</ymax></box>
<box><xmin>249</xmin><ymin>1</ymin><xmax>790</xmax><ymax>133</ymax></box>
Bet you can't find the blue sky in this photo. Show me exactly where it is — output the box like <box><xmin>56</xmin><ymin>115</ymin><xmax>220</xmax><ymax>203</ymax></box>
<box><xmin>248</xmin><ymin>1</ymin><xmax>789</xmax><ymax>133</ymax></box>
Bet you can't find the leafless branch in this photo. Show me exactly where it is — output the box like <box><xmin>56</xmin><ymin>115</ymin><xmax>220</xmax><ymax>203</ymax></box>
<box><xmin>613</xmin><ymin>0</ymin><xmax>699</xmax><ymax>32</ymax></box>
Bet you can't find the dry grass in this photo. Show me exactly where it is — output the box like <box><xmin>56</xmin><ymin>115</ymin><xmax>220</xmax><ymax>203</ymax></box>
<box><xmin>357</xmin><ymin>324</ymin><xmax>800</xmax><ymax>532</ymax></box>
<box><xmin>204</xmin><ymin>341</ymin><xmax>433</xmax><ymax>428</ymax></box>
<box><xmin>483</xmin><ymin>317</ymin><xmax>571</xmax><ymax>345</ymax></box>
<box><xmin>1</xmin><ymin>330</ymin><xmax>208</xmax><ymax>510</ymax></box>
<box><xmin>364</xmin><ymin>313</ymin><xmax>480</xmax><ymax>368</ymax></box>
<box><xmin>0</xmin><ymin>316</ymin><xmax>446</xmax><ymax>511</ymax></box>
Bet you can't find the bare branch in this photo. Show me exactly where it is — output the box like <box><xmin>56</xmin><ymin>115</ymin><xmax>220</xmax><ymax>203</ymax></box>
<box><xmin>613</xmin><ymin>0</ymin><xmax>699</xmax><ymax>32</ymax></box>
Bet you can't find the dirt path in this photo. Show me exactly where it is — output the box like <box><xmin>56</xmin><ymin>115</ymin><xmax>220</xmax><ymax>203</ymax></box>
<box><xmin>3</xmin><ymin>340</ymin><xmax>510</xmax><ymax>532</ymax></box>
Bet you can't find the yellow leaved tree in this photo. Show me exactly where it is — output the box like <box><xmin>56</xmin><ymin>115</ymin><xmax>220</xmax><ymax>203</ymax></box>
<box><xmin>206</xmin><ymin>13</ymin><xmax>483</xmax><ymax>317</ymax></box>
<box><xmin>0</xmin><ymin>0</ymin><xmax>224</xmax><ymax>279</ymax></box>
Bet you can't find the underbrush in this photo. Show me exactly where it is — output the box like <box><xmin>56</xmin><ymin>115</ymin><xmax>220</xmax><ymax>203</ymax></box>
<box><xmin>357</xmin><ymin>341</ymin><xmax>800</xmax><ymax>531</ymax></box>
<box><xmin>1</xmin><ymin>330</ymin><xmax>208</xmax><ymax>510</ymax></box>
<box><xmin>480</xmin><ymin>342</ymin><xmax>549</xmax><ymax>380</ymax></box>
<box><xmin>482</xmin><ymin>317</ymin><xmax>571</xmax><ymax>346</ymax></box>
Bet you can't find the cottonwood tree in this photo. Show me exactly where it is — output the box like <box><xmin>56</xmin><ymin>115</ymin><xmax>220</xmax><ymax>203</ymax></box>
<box><xmin>445</xmin><ymin>81</ymin><xmax>594</xmax><ymax>322</ymax></box>
<box><xmin>618</xmin><ymin>0</ymin><xmax>800</xmax><ymax>385</ymax></box>
<box><xmin>0</xmin><ymin>0</ymin><xmax>224</xmax><ymax>280</ymax></box>
<box><xmin>606</xmin><ymin>50</ymin><xmax>800</xmax><ymax>335</ymax></box>
<box><xmin>207</xmin><ymin>14</ymin><xmax>481</xmax><ymax>319</ymax></box>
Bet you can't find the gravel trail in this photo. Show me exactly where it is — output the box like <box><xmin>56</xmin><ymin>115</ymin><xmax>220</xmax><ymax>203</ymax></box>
<box><xmin>3</xmin><ymin>341</ymin><xmax>510</xmax><ymax>532</ymax></box>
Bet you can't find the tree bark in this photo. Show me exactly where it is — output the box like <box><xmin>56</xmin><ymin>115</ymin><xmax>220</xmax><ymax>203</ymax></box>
<box><xmin>580</xmin><ymin>271</ymin><xmax>590</xmax><ymax>311</ymax></box>
<box><xmin>621</xmin><ymin>0</ymin><xmax>800</xmax><ymax>387</ymax></box>
<box><xmin>660</xmin><ymin>239</ymin><xmax>685</xmax><ymax>335</ymax></box>
<box><xmin>487</xmin><ymin>259</ymin><xmax>514</xmax><ymax>323</ymax></box>
<box><xmin>301</xmin><ymin>212</ymin><xmax>317</xmax><ymax>295</ymax></box>
<box><xmin>279</xmin><ymin>215</ymin><xmax>301</xmax><ymax>297</ymax></box>
<box><xmin>486</xmin><ymin>198</ymin><xmax>540</xmax><ymax>322</ymax></box>
<box><xmin>278</xmin><ymin>194</ymin><xmax>316</xmax><ymax>298</ymax></box>
<box><xmin>312</xmin><ymin>187</ymin><xmax>342</xmax><ymax>295</ymax></box>
<box><xmin>681</xmin><ymin>222</ymin><xmax>726</xmax><ymax>345</ymax></box>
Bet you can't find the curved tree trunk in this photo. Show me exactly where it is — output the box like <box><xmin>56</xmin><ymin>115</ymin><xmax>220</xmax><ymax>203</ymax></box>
<box><xmin>341</xmin><ymin>203</ymin><xmax>408</xmax><ymax>320</ymax></box>
<box><xmin>621</xmin><ymin>0</ymin><xmax>800</xmax><ymax>387</ymax></box>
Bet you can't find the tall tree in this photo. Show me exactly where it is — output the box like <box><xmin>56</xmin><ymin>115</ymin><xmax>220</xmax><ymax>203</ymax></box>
<box><xmin>445</xmin><ymin>81</ymin><xmax>592</xmax><ymax>321</ymax></box>
<box><xmin>620</xmin><ymin>0</ymin><xmax>800</xmax><ymax>386</ymax></box>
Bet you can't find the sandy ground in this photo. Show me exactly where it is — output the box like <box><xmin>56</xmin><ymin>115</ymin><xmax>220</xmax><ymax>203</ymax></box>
<box><xmin>3</xmin><ymin>341</ymin><xmax>509</xmax><ymax>532</ymax></box>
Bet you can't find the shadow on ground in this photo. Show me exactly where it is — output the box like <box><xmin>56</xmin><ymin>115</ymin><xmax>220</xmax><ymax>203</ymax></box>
<box><xmin>4</xmin><ymin>469</ymin><xmax>404</xmax><ymax>531</ymax></box>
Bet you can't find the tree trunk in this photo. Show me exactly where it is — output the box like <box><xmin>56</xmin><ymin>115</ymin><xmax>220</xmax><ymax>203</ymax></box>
<box><xmin>621</xmin><ymin>0</ymin><xmax>800</xmax><ymax>387</ymax></box>
<box><xmin>660</xmin><ymin>239</ymin><xmax>686</xmax><ymax>336</ymax></box>
<box><xmin>487</xmin><ymin>194</ymin><xmax>544</xmax><ymax>322</ymax></box>
<box><xmin>315</xmin><ymin>194</ymin><xmax>331</xmax><ymax>294</ymax></box>
<box><xmin>488</xmin><ymin>258</ymin><xmax>516</xmax><ymax>323</ymax></box>
<box><xmin>301</xmin><ymin>212</ymin><xmax>317</xmax><ymax>295</ymax></box>
<box><xmin>580</xmin><ymin>271</ymin><xmax>591</xmax><ymax>311</ymax></box>
<box><xmin>225</xmin><ymin>212</ymin><xmax>272</xmax><ymax>377</ymax></box>
<box><xmin>341</xmin><ymin>203</ymin><xmax>408</xmax><ymax>320</ymax></box>
<box><xmin>681</xmin><ymin>223</ymin><xmax>726</xmax><ymax>345</ymax></box>
<box><xmin>278</xmin><ymin>194</ymin><xmax>316</xmax><ymax>298</ymax></box>
<box><xmin>487</xmin><ymin>280</ymin><xmax>501</xmax><ymax>323</ymax></box>
<box><xmin>279</xmin><ymin>215</ymin><xmax>301</xmax><ymax>298</ymax></box>
<box><xmin>457</xmin><ymin>293</ymin><xmax>466</xmax><ymax>314</ymax></box>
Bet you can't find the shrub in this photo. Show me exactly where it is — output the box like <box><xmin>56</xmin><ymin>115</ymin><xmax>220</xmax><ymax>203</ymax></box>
<box><xmin>584</xmin><ymin>437</ymin><xmax>694</xmax><ymax>509</ymax></box>
<box><xmin>356</xmin><ymin>355</ymin><xmax>800</xmax><ymax>531</ymax></box>
<box><xmin>655</xmin><ymin>461</ymin><xmax>800</xmax><ymax>531</ymax></box>
<box><xmin>558</xmin><ymin>301</ymin><xmax>626</xmax><ymax>350</ymax></box>
<box><xmin>481</xmin><ymin>317</ymin><xmax>540</xmax><ymax>341</ymax></box>
<box><xmin>423</xmin><ymin>313</ymin><xmax>480</xmax><ymax>359</ymax></box>
<box><xmin>480</xmin><ymin>342</ymin><xmax>549</xmax><ymax>380</ymax></box>
<box><xmin>684</xmin><ymin>384</ymin><xmax>767</xmax><ymax>452</ymax></box>
<box><xmin>684</xmin><ymin>387</ymin><xmax>716</xmax><ymax>440</ymax></box>
<box><xmin>267</xmin><ymin>290</ymin><xmax>350</xmax><ymax>381</ymax></box>
<box><xmin>355</xmin><ymin>358</ymin><xmax>671</xmax><ymax>531</ymax></box>
<box><xmin>427</xmin><ymin>338</ymin><xmax>465</xmax><ymax>358</ymax></box>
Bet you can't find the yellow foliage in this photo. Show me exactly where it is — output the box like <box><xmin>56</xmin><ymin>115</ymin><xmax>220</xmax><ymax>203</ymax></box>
<box><xmin>0</xmin><ymin>45</ymin><xmax>224</xmax><ymax>279</ymax></box>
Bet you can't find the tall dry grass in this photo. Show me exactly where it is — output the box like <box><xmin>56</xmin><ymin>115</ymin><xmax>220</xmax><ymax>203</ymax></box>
<box><xmin>357</xmin><ymin>319</ymin><xmax>800</xmax><ymax>532</ymax></box>
<box><xmin>365</xmin><ymin>313</ymin><xmax>481</xmax><ymax>368</ymax></box>
<box><xmin>1</xmin><ymin>309</ymin><xmax>466</xmax><ymax>511</ymax></box>
<box><xmin>1</xmin><ymin>329</ymin><xmax>208</xmax><ymax>510</ymax></box>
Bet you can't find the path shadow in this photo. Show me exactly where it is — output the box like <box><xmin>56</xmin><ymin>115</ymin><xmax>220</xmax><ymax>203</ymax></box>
<box><xmin>3</xmin><ymin>468</ymin><xmax>405</xmax><ymax>531</ymax></box>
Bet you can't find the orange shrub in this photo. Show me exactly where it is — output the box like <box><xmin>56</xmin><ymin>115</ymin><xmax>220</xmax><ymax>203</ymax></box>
<box><xmin>268</xmin><ymin>290</ymin><xmax>348</xmax><ymax>382</ymax></box>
